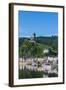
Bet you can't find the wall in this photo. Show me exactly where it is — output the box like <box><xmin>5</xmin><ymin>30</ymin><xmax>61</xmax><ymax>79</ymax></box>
<box><xmin>0</xmin><ymin>0</ymin><xmax>66</xmax><ymax>90</ymax></box>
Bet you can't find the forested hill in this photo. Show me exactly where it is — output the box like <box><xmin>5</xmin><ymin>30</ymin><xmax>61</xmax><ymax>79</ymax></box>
<box><xmin>19</xmin><ymin>36</ymin><xmax>58</xmax><ymax>49</ymax></box>
<box><xmin>36</xmin><ymin>36</ymin><xmax>58</xmax><ymax>47</ymax></box>
<box><xmin>19</xmin><ymin>36</ymin><xmax>58</xmax><ymax>57</ymax></box>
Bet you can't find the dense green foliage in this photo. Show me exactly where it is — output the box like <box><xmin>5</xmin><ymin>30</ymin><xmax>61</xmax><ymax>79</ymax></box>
<box><xmin>19</xmin><ymin>36</ymin><xmax>58</xmax><ymax>58</ymax></box>
<box><xmin>19</xmin><ymin>70</ymin><xmax>45</xmax><ymax>79</ymax></box>
<box><xmin>19</xmin><ymin>70</ymin><xmax>58</xmax><ymax>79</ymax></box>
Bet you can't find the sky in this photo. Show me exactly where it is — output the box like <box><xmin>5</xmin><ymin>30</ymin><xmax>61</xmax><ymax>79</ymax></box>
<box><xmin>18</xmin><ymin>11</ymin><xmax>58</xmax><ymax>37</ymax></box>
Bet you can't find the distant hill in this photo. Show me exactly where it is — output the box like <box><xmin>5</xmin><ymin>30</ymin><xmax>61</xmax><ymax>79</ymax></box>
<box><xmin>19</xmin><ymin>37</ymin><xmax>30</xmax><ymax>47</ymax></box>
<box><xmin>36</xmin><ymin>36</ymin><xmax>58</xmax><ymax>51</ymax></box>
<box><xmin>19</xmin><ymin>36</ymin><xmax>58</xmax><ymax>57</ymax></box>
<box><xmin>19</xmin><ymin>36</ymin><xmax>58</xmax><ymax>51</ymax></box>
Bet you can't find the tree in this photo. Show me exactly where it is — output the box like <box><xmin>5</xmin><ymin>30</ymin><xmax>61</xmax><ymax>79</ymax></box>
<box><xmin>19</xmin><ymin>37</ymin><xmax>44</xmax><ymax>61</ymax></box>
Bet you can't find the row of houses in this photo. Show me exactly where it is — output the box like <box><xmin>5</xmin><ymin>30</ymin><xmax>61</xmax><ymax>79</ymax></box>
<box><xmin>19</xmin><ymin>56</ymin><xmax>58</xmax><ymax>62</ymax></box>
<box><xmin>19</xmin><ymin>56</ymin><xmax>58</xmax><ymax>74</ymax></box>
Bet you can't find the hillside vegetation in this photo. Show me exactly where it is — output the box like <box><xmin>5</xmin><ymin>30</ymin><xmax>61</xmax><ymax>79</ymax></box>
<box><xmin>19</xmin><ymin>36</ymin><xmax>58</xmax><ymax>58</ymax></box>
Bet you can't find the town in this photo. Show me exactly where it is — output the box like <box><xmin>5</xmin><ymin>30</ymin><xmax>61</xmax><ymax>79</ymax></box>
<box><xmin>19</xmin><ymin>56</ymin><xmax>58</xmax><ymax>78</ymax></box>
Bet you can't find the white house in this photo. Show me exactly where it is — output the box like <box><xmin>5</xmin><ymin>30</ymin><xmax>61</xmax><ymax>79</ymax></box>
<box><xmin>19</xmin><ymin>58</ymin><xmax>22</xmax><ymax>62</ymax></box>
<box><xmin>48</xmin><ymin>57</ymin><xmax>54</xmax><ymax>61</ymax></box>
<box><xmin>42</xmin><ymin>63</ymin><xmax>51</xmax><ymax>72</ymax></box>
<box><xmin>43</xmin><ymin>49</ymin><xmax>49</xmax><ymax>54</ymax></box>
